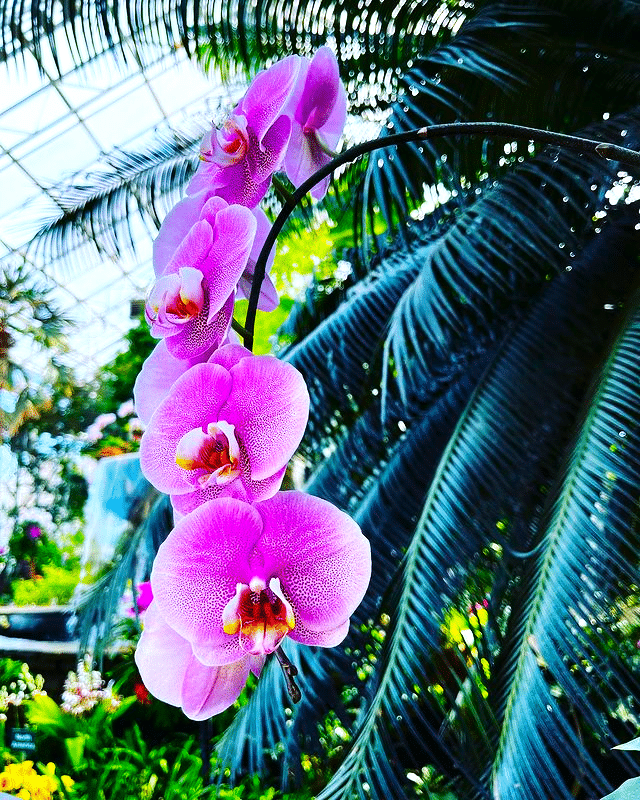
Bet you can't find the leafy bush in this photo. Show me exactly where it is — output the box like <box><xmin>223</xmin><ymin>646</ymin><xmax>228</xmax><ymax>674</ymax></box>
<box><xmin>12</xmin><ymin>564</ymin><xmax>82</xmax><ymax>607</ymax></box>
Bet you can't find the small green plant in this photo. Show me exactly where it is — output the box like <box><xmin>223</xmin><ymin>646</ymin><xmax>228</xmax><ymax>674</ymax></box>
<box><xmin>12</xmin><ymin>564</ymin><xmax>82</xmax><ymax>607</ymax></box>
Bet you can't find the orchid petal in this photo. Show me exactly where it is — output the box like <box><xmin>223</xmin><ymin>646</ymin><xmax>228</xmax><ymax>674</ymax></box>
<box><xmin>135</xmin><ymin>602</ymin><xmax>250</xmax><ymax>719</ymax></box>
<box><xmin>151</xmin><ymin>498</ymin><xmax>262</xmax><ymax>651</ymax></box>
<box><xmin>134</xmin><ymin>341</ymin><xmax>213</xmax><ymax>426</ymax></box>
<box><xmin>240</xmin><ymin>55</ymin><xmax>301</xmax><ymax>145</ymax></box>
<box><xmin>139</xmin><ymin>363</ymin><xmax>233</xmax><ymax>494</ymax></box>
<box><xmin>288</xmin><ymin>616</ymin><xmax>351</xmax><ymax>648</ymax></box>
<box><xmin>207</xmin><ymin>343</ymin><xmax>252</xmax><ymax>371</ymax></box>
<box><xmin>134</xmin><ymin>601</ymin><xmax>190</xmax><ymax>707</ymax></box>
<box><xmin>165</xmin><ymin>291</ymin><xmax>234</xmax><ymax>360</ymax></box>
<box><xmin>298</xmin><ymin>46</ymin><xmax>342</xmax><ymax>131</ymax></box>
<box><xmin>199</xmin><ymin>203</ymin><xmax>257</xmax><ymax>318</ymax></box>
<box><xmin>255</xmin><ymin>491</ymin><xmax>371</xmax><ymax>632</ymax></box>
<box><xmin>170</xmin><ymin>464</ymin><xmax>284</xmax><ymax>514</ymax></box>
<box><xmin>283</xmin><ymin>46</ymin><xmax>346</xmax><ymax>199</ymax></box>
<box><xmin>164</xmin><ymin>218</ymin><xmax>214</xmax><ymax>275</ymax></box>
<box><xmin>181</xmin><ymin>655</ymin><xmax>251</xmax><ymax>720</ymax></box>
<box><xmin>248</xmin><ymin>113</ymin><xmax>292</xmax><ymax>184</ymax></box>
<box><xmin>170</xmin><ymin>476</ymin><xmax>249</xmax><ymax>515</ymax></box>
<box><xmin>153</xmin><ymin>193</ymin><xmax>208</xmax><ymax>277</ymax></box>
<box><xmin>221</xmin><ymin>356</ymin><xmax>309</xmax><ymax>481</ymax></box>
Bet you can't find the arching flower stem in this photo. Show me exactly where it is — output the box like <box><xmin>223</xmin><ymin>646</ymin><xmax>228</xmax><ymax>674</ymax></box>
<box><xmin>243</xmin><ymin>121</ymin><xmax>640</xmax><ymax>351</ymax></box>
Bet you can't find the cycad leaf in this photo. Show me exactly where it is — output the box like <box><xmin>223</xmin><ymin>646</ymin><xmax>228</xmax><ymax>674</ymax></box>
<box><xmin>385</xmin><ymin>111</ymin><xmax>640</xmax><ymax>404</ymax></box>
<box><xmin>313</xmin><ymin>206</ymin><xmax>640</xmax><ymax>800</ymax></box>
<box><xmin>363</xmin><ymin>3</ymin><xmax>640</xmax><ymax>239</ymax></box>
<box><xmin>490</xmin><ymin>299</ymin><xmax>640</xmax><ymax>799</ymax></box>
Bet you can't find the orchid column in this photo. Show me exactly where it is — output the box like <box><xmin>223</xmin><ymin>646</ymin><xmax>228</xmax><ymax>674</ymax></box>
<box><xmin>133</xmin><ymin>48</ymin><xmax>371</xmax><ymax>719</ymax></box>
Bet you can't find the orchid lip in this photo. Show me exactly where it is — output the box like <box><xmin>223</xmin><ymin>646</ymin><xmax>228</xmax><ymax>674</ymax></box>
<box><xmin>146</xmin><ymin>267</ymin><xmax>205</xmax><ymax>332</ymax></box>
<box><xmin>222</xmin><ymin>576</ymin><xmax>295</xmax><ymax>656</ymax></box>
<box><xmin>174</xmin><ymin>419</ymin><xmax>241</xmax><ymax>487</ymax></box>
<box><xmin>211</xmin><ymin>115</ymin><xmax>249</xmax><ymax>167</ymax></box>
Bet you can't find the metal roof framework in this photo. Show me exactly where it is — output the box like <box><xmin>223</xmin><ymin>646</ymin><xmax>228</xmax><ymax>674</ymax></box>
<box><xmin>0</xmin><ymin>29</ymin><xmax>238</xmax><ymax>382</ymax></box>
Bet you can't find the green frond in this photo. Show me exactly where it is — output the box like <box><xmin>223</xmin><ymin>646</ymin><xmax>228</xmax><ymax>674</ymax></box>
<box><xmin>311</xmin><ymin>205</ymin><xmax>640</xmax><ymax>799</ymax></box>
<box><xmin>27</xmin><ymin>123</ymin><xmax>208</xmax><ymax>279</ymax></box>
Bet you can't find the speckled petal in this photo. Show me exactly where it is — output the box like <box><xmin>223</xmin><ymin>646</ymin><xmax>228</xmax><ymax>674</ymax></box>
<box><xmin>240</xmin><ymin>55</ymin><xmax>301</xmax><ymax>145</ymax></box>
<box><xmin>221</xmin><ymin>356</ymin><xmax>309</xmax><ymax>481</ymax></box>
<box><xmin>255</xmin><ymin>491</ymin><xmax>371</xmax><ymax>632</ymax></box>
<box><xmin>139</xmin><ymin>363</ymin><xmax>233</xmax><ymax>494</ymax></box>
<box><xmin>164</xmin><ymin>218</ymin><xmax>214</xmax><ymax>275</ymax></box>
<box><xmin>135</xmin><ymin>602</ymin><xmax>252</xmax><ymax>720</ymax></box>
<box><xmin>298</xmin><ymin>46</ymin><xmax>341</xmax><ymax>131</ymax></box>
<box><xmin>134</xmin><ymin>341</ymin><xmax>213</xmax><ymax>426</ymax></box>
<box><xmin>170</xmin><ymin>477</ymin><xmax>249</xmax><ymax>515</ymax></box>
<box><xmin>181</xmin><ymin>655</ymin><xmax>251</xmax><ymax>720</ymax></box>
<box><xmin>207</xmin><ymin>343</ymin><xmax>252</xmax><ymax>371</ymax></box>
<box><xmin>165</xmin><ymin>291</ymin><xmax>234</xmax><ymax>360</ymax></box>
<box><xmin>284</xmin><ymin>46</ymin><xmax>346</xmax><ymax>199</ymax></box>
<box><xmin>153</xmin><ymin>193</ymin><xmax>228</xmax><ymax>277</ymax></box>
<box><xmin>198</xmin><ymin>201</ymin><xmax>257</xmax><ymax>319</ymax></box>
<box><xmin>151</xmin><ymin>498</ymin><xmax>263</xmax><ymax>651</ymax></box>
<box><xmin>288</xmin><ymin>616</ymin><xmax>351</xmax><ymax>648</ymax></box>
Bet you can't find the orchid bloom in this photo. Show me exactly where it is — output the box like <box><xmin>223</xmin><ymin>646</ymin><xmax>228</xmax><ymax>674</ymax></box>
<box><xmin>145</xmin><ymin>197</ymin><xmax>256</xmax><ymax>360</ymax></box>
<box><xmin>154</xmin><ymin>192</ymin><xmax>278</xmax><ymax>312</ymax></box>
<box><xmin>284</xmin><ymin>46</ymin><xmax>347</xmax><ymax>200</ymax></box>
<box><xmin>187</xmin><ymin>56</ymin><xmax>301</xmax><ymax>208</ymax></box>
<box><xmin>138</xmin><ymin>345</ymin><xmax>309</xmax><ymax>514</ymax></box>
<box><xmin>133</xmin><ymin>330</ymin><xmax>247</xmax><ymax>426</ymax></box>
<box><xmin>134</xmin><ymin>492</ymin><xmax>371</xmax><ymax>719</ymax></box>
<box><xmin>129</xmin><ymin>581</ymin><xmax>153</xmax><ymax>617</ymax></box>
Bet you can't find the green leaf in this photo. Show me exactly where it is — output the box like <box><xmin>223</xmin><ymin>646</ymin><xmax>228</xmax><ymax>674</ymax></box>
<box><xmin>614</xmin><ymin>738</ymin><xmax>640</xmax><ymax>752</ymax></box>
<box><xmin>600</xmin><ymin>778</ymin><xmax>640</xmax><ymax>800</ymax></box>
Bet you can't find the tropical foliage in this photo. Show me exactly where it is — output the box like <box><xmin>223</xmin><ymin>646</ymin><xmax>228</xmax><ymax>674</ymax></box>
<box><xmin>3</xmin><ymin>0</ymin><xmax>640</xmax><ymax>799</ymax></box>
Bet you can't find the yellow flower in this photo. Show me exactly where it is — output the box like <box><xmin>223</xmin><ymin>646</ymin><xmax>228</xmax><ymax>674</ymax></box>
<box><xmin>0</xmin><ymin>772</ymin><xmax>13</xmax><ymax>790</ymax></box>
<box><xmin>61</xmin><ymin>775</ymin><xmax>75</xmax><ymax>791</ymax></box>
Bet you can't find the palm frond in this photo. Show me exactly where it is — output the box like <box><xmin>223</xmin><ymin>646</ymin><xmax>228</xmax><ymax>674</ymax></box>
<box><xmin>2</xmin><ymin>0</ymin><xmax>472</xmax><ymax>79</ymax></box>
<box><xmin>362</xmin><ymin>3</ymin><xmax>640</xmax><ymax>241</ymax></box>
<box><xmin>27</xmin><ymin>123</ymin><xmax>207</xmax><ymax>280</ymax></box>
<box><xmin>385</xmin><ymin>112</ymin><xmax>640</xmax><ymax>404</ymax></box>
<box><xmin>307</xmin><ymin>206</ymin><xmax>640</xmax><ymax>799</ymax></box>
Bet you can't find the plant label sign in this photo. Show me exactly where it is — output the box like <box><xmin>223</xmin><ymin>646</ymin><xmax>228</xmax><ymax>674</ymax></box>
<box><xmin>9</xmin><ymin>727</ymin><xmax>36</xmax><ymax>754</ymax></box>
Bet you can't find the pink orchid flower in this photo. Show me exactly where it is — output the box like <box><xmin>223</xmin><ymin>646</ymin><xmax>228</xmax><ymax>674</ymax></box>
<box><xmin>133</xmin><ymin>335</ymin><xmax>247</xmax><ymax>427</ymax></box>
<box><xmin>134</xmin><ymin>492</ymin><xmax>371</xmax><ymax>719</ymax></box>
<box><xmin>145</xmin><ymin>197</ymin><xmax>256</xmax><ymax>360</ymax></box>
<box><xmin>187</xmin><ymin>56</ymin><xmax>301</xmax><ymax>208</ymax></box>
<box><xmin>127</xmin><ymin>581</ymin><xmax>154</xmax><ymax>617</ymax></box>
<box><xmin>154</xmin><ymin>192</ymin><xmax>278</xmax><ymax>312</ymax></box>
<box><xmin>138</xmin><ymin>346</ymin><xmax>309</xmax><ymax>514</ymax></box>
<box><xmin>284</xmin><ymin>46</ymin><xmax>347</xmax><ymax>200</ymax></box>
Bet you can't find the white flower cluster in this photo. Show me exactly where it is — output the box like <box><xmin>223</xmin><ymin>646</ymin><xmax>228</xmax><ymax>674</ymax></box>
<box><xmin>0</xmin><ymin>663</ymin><xmax>46</xmax><ymax>713</ymax></box>
<box><xmin>61</xmin><ymin>655</ymin><xmax>121</xmax><ymax>716</ymax></box>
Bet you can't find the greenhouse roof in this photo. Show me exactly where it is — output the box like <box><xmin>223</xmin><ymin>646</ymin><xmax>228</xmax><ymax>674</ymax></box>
<box><xmin>0</xmin><ymin>32</ymin><xmax>239</xmax><ymax>382</ymax></box>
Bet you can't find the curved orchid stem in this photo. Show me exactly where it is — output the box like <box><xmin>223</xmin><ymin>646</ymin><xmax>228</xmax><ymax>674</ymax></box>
<box><xmin>243</xmin><ymin>121</ymin><xmax>640</xmax><ymax>350</ymax></box>
<box><xmin>231</xmin><ymin>317</ymin><xmax>251</xmax><ymax>340</ymax></box>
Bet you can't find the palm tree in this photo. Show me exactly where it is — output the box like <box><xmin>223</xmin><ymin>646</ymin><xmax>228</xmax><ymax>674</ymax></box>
<box><xmin>3</xmin><ymin>1</ymin><xmax>640</xmax><ymax>798</ymax></box>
